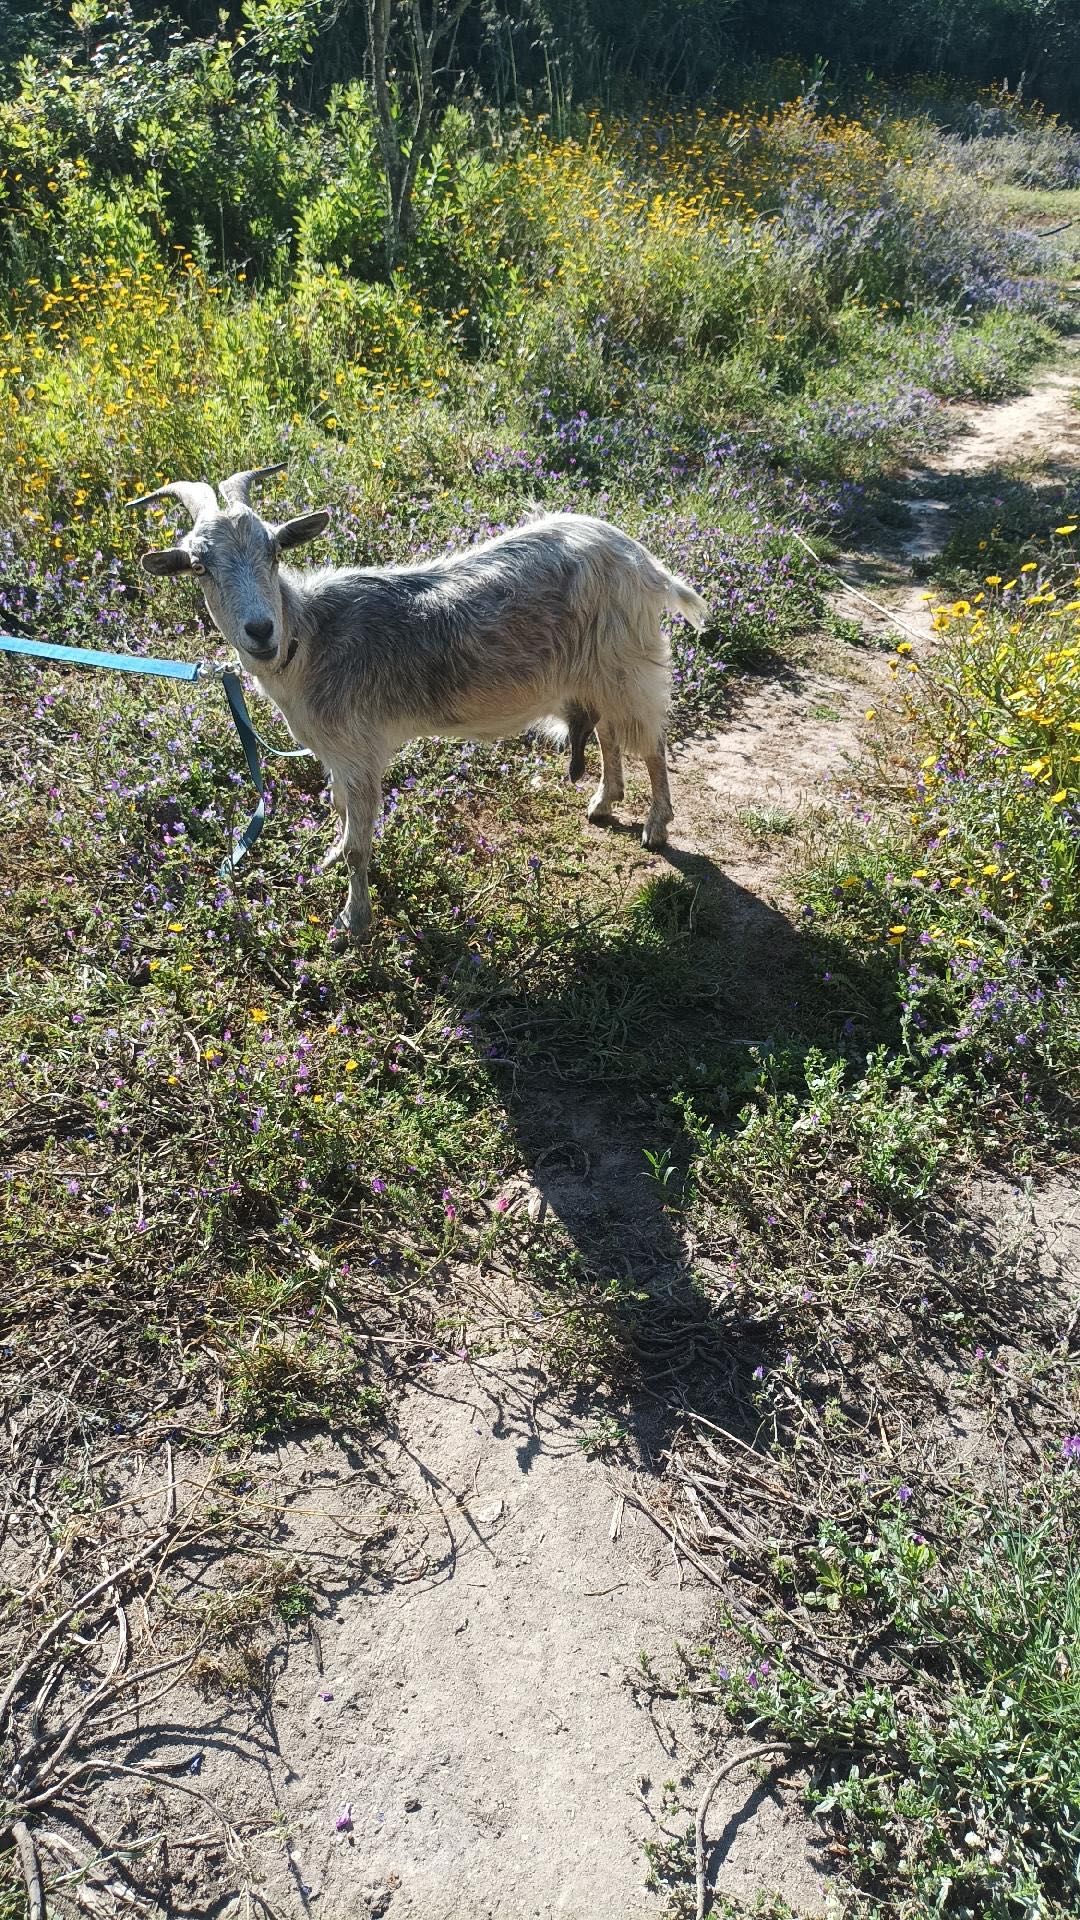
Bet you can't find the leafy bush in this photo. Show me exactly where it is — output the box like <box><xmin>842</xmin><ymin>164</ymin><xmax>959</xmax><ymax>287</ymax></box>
<box><xmin>805</xmin><ymin>522</ymin><xmax>1080</xmax><ymax>1117</ymax></box>
<box><xmin>722</xmin><ymin>1477</ymin><xmax>1080</xmax><ymax>1919</ymax></box>
<box><xmin>0</xmin><ymin>6</ymin><xmax>321</xmax><ymax>280</ymax></box>
<box><xmin>295</xmin><ymin>81</ymin><xmax>387</xmax><ymax>279</ymax></box>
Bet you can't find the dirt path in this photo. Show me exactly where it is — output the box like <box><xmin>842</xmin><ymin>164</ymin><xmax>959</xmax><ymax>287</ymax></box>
<box><xmin>865</xmin><ymin>351</ymin><xmax>1080</xmax><ymax>635</ymax></box>
<box><xmin>675</xmin><ymin>354</ymin><xmax>1080</xmax><ymax>875</ymax></box>
<box><xmin>110</xmin><ymin>361</ymin><xmax>1080</xmax><ymax>1920</ymax></box>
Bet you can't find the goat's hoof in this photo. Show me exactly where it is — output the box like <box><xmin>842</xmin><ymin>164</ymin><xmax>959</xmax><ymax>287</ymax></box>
<box><xmin>587</xmin><ymin>790</ymin><xmax>623</xmax><ymax>824</ymax></box>
<box><xmin>642</xmin><ymin>817</ymin><xmax>671</xmax><ymax>850</ymax></box>
<box><xmin>336</xmin><ymin>908</ymin><xmax>373</xmax><ymax>943</ymax></box>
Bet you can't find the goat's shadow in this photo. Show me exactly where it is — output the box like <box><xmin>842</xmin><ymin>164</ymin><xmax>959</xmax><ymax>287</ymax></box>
<box><xmin>363</xmin><ymin>757</ymin><xmax>1037</xmax><ymax>1461</ymax></box>
<box><xmin>372</xmin><ymin>794</ymin><xmax>905</xmax><ymax>1454</ymax></box>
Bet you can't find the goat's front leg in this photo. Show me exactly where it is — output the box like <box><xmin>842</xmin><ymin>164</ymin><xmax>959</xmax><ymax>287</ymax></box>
<box><xmin>587</xmin><ymin>721</ymin><xmax>625</xmax><ymax>822</ymax></box>
<box><xmin>337</xmin><ymin>764</ymin><xmax>384</xmax><ymax>940</ymax></box>
<box><xmin>642</xmin><ymin>737</ymin><xmax>674</xmax><ymax>848</ymax></box>
<box><xmin>317</xmin><ymin>776</ymin><xmax>348</xmax><ymax>873</ymax></box>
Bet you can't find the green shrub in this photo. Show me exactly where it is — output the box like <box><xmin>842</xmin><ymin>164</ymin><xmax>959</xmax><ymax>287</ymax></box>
<box><xmin>723</xmin><ymin>1478</ymin><xmax>1080</xmax><ymax>1919</ymax></box>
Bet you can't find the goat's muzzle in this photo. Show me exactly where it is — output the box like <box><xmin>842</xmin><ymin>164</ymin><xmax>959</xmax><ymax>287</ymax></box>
<box><xmin>241</xmin><ymin>618</ymin><xmax>277</xmax><ymax>662</ymax></box>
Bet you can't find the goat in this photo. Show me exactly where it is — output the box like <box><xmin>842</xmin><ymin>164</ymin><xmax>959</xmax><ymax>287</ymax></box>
<box><xmin>131</xmin><ymin>466</ymin><xmax>708</xmax><ymax>938</ymax></box>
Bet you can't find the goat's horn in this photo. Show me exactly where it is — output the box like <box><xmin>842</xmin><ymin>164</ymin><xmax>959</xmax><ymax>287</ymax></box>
<box><xmin>127</xmin><ymin>480</ymin><xmax>219</xmax><ymax>522</ymax></box>
<box><xmin>219</xmin><ymin>464</ymin><xmax>287</xmax><ymax>508</ymax></box>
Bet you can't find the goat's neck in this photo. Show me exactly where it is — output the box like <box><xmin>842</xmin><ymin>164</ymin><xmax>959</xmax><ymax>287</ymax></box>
<box><xmin>245</xmin><ymin>571</ymin><xmax>310</xmax><ymax>728</ymax></box>
<box><xmin>266</xmin><ymin>572</ymin><xmax>310</xmax><ymax>689</ymax></box>
<box><xmin>277</xmin><ymin>569</ymin><xmax>310</xmax><ymax>652</ymax></box>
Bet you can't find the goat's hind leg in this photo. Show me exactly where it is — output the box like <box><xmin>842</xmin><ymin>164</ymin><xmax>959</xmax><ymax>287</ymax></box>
<box><xmin>565</xmin><ymin>703</ymin><xmax>598</xmax><ymax>784</ymax></box>
<box><xmin>642</xmin><ymin>737</ymin><xmax>674</xmax><ymax>849</ymax></box>
<box><xmin>586</xmin><ymin>721</ymin><xmax>625</xmax><ymax>823</ymax></box>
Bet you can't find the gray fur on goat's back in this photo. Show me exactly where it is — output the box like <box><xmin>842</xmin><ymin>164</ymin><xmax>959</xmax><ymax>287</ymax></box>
<box><xmin>286</xmin><ymin>514</ymin><xmax>675</xmax><ymax>734</ymax></box>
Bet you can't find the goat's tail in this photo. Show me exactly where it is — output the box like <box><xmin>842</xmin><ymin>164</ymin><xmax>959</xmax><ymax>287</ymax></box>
<box><xmin>663</xmin><ymin>572</ymin><xmax>708</xmax><ymax>631</ymax></box>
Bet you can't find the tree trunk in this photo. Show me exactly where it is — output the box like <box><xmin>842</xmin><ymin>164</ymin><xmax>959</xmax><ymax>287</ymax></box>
<box><xmin>365</xmin><ymin>0</ymin><xmax>471</xmax><ymax>274</ymax></box>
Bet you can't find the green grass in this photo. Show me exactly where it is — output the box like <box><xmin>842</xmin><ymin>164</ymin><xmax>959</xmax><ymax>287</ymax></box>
<box><xmin>736</xmin><ymin>805</ymin><xmax>800</xmax><ymax>841</ymax></box>
<box><xmin>682</xmin><ymin>1477</ymin><xmax>1080</xmax><ymax>1919</ymax></box>
<box><xmin>989</xmin><ymin>184</ymin><xmax>1080</xmax><ymax>220</ymax></box>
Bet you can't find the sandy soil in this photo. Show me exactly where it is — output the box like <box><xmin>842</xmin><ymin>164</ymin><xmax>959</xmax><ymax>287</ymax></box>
<box><xmin>881</xmin><ymin>353</ymin><xmax>1080</xmax><ymax>633</ymax></box>
<box><xmin>217</xmin><ymin>1370</ymin><xmax>824</xmax><ymax>1919</ymax></box>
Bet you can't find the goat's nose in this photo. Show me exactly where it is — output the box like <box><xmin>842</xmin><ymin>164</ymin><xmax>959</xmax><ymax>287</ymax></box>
<box><xmin>244</xmin><ymin>618</ymin><xmax>274</xmax><ymax>644</ymax></box>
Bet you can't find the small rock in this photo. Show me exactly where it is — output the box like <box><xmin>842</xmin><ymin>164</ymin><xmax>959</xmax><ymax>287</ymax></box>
<box><xmin>404</xmin><ymin>1795</ymin><xmax>421</xmax><ymax>1813</ymax></box>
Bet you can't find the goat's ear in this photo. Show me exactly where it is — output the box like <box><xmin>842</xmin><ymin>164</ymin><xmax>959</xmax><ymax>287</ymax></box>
<box><xmin>275</xmin><ymin>510</ymin><xmax>331</xmax><ymax>552</ymax></box>
<box><xmin>140</xmin><ymin>548</ymin><xmax>193</xmax><ymax>578</ymax></box>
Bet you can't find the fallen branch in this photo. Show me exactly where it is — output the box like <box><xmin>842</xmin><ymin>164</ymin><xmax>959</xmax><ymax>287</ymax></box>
<box><xmin>695</xmin><ymin>1742</ymin><xmax>789</xmax><ymax>1920</ymax></box>
<box><xmin>787</xmin><ymin>525</ymin><xmax>931</xmax><ymax>647</ymax></box>
<box><xmin>0</xmin><ymin>1528</ymin><xmax>176</xmax><ymax>1733</ymax></box>
<box><xmin>1016</xmin><ymin>217</ymin><xmax>1077</xmax><ymax>238</ymax></box>
<box><xmin>11</xmin><ymin>1819</ymin><xmax>46</xmax><ymax>1920</ymax></box>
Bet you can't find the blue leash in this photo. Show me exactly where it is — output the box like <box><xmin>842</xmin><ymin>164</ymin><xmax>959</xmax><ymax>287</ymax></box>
<box><xmin>0</xmin><ymin>631</ymin><xmax>292</xmax><ymax>877</ymax></box>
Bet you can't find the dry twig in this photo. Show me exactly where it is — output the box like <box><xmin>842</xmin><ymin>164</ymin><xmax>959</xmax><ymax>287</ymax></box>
<box><xmin>695</xmin><ymin>1742</ymin><xmax>789</xmax><ymax>1920</ymax></box>
<box><xmin>11</xmin><ymin>1819</ymin><xmax>46</xmax><ymax>1920</ymax></box>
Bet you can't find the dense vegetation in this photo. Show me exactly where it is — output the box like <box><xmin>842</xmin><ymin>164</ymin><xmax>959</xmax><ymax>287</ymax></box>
<box><xmin>2</xmin><ymin>5</ymin><xmax>1080</xmax><ymax>1917</ymax></box>
<box><xmin>5</xmin><ymin>0</ymin><xmax>1080</xmax><ymax>118</ymax></box>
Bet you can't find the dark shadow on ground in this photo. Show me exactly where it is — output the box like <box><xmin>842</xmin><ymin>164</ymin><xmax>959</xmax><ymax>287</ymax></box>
<box><xmin>359</xmin><ymin>771</ymin><xmax>1058</xmax><ymax>1498</ymax></box>
<box><xmin>379</xmin><ymin>836</ymin><xmax>904</xmax><ymax>1451</ymax></box>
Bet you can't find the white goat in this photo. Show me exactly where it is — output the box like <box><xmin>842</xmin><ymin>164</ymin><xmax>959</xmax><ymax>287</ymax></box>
<box><xmin>132</xmin><ymin>466</ymin><xmax>708</xmax><ymax>937</ymax></box>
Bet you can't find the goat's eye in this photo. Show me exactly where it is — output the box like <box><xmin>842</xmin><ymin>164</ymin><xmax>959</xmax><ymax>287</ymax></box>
<box><xmin>189</xmin><ymin>558</ymin><xmax>207</xmax><ymax>577</ymax></box>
